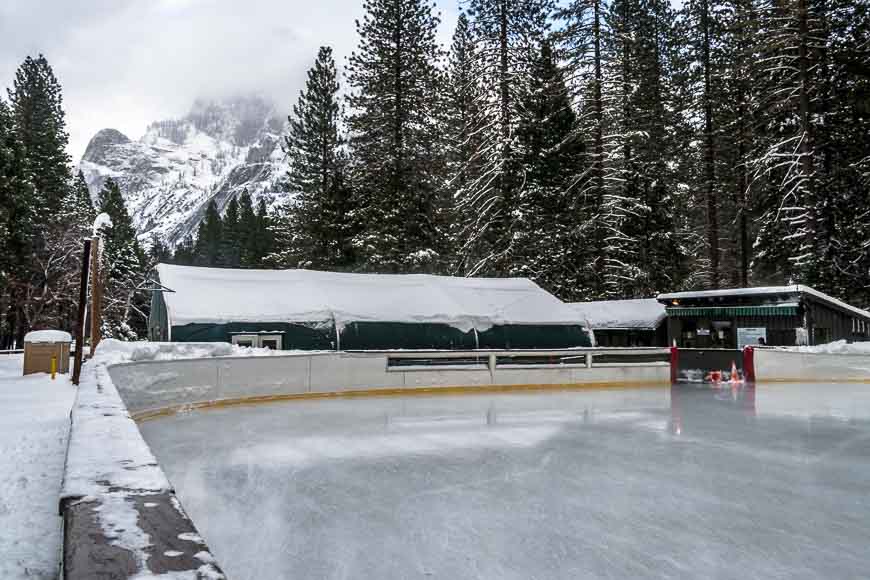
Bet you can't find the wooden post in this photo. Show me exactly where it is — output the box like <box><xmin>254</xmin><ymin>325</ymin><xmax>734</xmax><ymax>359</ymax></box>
<box><xmin>90</xmin><ymin>237</ymin><xmax>103</xmax><ymax>354</ymax></box>
<box><xmin>72</xmin><ymin>239</ymin><xmax>91</xmax><ymax>385</ymax></box>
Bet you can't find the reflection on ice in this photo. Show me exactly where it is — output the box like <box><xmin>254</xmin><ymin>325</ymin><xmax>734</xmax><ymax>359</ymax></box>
<box><xmin>230</xmin><ymin>425</ymin><xmax>561</xmax><ymax>467</ymax></box>
<box><xmin>140</xmin><ymin>383</ymin><xmax>870</xmax><ymax>580</ymax></box>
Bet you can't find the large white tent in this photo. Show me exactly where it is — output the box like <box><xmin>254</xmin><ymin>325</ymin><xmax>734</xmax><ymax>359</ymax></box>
<box><xmin>153</xmin><ymin>264</ymin><xmax>589</xmax><ymax>349</ymax></box>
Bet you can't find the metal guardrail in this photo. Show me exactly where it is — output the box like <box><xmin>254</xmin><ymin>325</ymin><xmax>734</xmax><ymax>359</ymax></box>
<box><xmin>385</xmin><ymin>348</ymin><xmax>671</xmax><ymax>372</ymax></box>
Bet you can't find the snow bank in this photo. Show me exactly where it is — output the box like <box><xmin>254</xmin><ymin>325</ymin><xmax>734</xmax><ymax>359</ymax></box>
<box><xmin>785</xmin><ymin>340</ymin><xmax>870</xmax><ymax>355</ymax></box>
<box><xmin>24</xmin><ymin>329</ymin><xmax>72</xmax><ymax>343</ymax></box>
<box><xmin>156</xmin><ymin>263</ymin><xmax>585</xmax><ymax>334</ymax></box>
<box><xmin>93</xmin><ymin>338</ymin><xmax>276</xmax><ymax>366</ymax></box>
<box><xmin>0</xmin><ymin>360</ymin><xmax>75</xmax><ymax>580</ymax></box>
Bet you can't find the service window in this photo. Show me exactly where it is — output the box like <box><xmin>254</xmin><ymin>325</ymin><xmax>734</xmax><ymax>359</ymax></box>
<box><xmin>231</xmin><ymin>334</ymin><xmax>258</xmax><ymax>348</ymax></box>
<box><xmin>260</xmin><ymin>335</ymin><xmax>282</xmax><ymax>350</ymax></box>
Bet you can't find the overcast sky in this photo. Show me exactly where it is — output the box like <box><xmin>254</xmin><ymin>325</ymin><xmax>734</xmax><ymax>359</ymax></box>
<box><xmin>0</xmin><ymin>0</ymin><xmax>458</xmax><ymax>162</ymax></box>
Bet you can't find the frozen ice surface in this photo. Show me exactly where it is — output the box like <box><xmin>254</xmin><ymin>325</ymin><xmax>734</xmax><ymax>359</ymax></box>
<box><xmin>0</xmin><ymin>355</ymin><xmax>76</xmax><ymax>580</ymax></box>
<box><xmin>139</xmin><ymin>384</ymin><xmax>870</xmax><ymax>580</ymax></box>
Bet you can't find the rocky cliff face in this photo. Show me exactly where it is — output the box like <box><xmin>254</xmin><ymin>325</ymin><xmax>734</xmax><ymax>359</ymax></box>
<box><xmin>79</xmin><ymin>96</ymin><xmax>288</xmax><ymax>247</ymax></box>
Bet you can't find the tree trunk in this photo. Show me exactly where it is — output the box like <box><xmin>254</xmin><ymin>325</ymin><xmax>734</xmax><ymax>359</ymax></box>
<box><xmin>592</xmin><ymin>0</ymin><xmax>605</xmax><ymax>289</ymax></box>
<box><xmin>701</xmin><ymin>0</ymin><xmax>719</xmax><ymax>288</ymax></box>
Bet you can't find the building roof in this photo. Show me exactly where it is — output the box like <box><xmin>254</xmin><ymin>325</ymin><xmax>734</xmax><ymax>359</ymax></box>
<box><xmin>156</xmin><ymin>264</ymin><xmax>587</xmax><ymax>333</ymax></box>
<box><xmin>657</xmin><ymin>285</ymin><xmax>870</xmax><ymax>320</ymax></box>
<box><xmin>568</xmin><ymin>299</ymin><xmax>666</xmax><ymax>330</ymax></box>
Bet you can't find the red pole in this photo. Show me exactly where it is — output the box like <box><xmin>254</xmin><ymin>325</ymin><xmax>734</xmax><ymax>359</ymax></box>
<box><xmin>743</xmin><ymin>346</ymin><xmax>755</xmax><ymax>383</ymax></box>
<box><xmin>670</xmin><ymin>346</ymin><xmax>679</xmax><ymax>384</ymax></box>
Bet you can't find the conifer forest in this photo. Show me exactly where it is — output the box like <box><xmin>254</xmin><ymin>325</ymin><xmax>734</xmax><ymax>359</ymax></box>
<box><xmin>1</xmin><ymin>0</ymin><xmax>869</xmax><ymax>345</ymax></box>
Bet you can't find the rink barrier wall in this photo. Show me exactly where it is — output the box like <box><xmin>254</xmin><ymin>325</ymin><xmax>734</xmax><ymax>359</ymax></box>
<box><xmin>104</xmin><ymin>348</ymin><xmax>672</xmax><ymax>420</ymax></box>
<box><xmin>754</xmin><ymin>348</ymin><xmax>870</xmax><ymax>383</ymax></box>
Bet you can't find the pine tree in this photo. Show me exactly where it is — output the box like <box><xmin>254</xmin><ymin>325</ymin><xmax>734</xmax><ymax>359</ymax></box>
<box><xmin>251</xmin><ymin>198</ymin><xmax>274</xmax><ymax>268</ymax></box>
<box><xmin>238</xmin><ymin>190</ymin><xmax>258</xmax><ymax>267</ymax></box>
<box><xmin>63</xmin><ymin>171</ymin><xmax>96</xmax><ymax>227</ymax></box>
<box><xmin>557</xmin><ymin>0</ymin><xmax>609</xmax><ymax>297</ymax></box>
<box><xmin>443</xmin><ymin>13</ymin><xmax>480</xmax><ymax>273</ymax></box>
<box><xmin>511</xmin><ymin>39</ymin><xmax>586</xmax><ymax>298</ymax></box>
<box><xmin>346</xmin><ymin>0</ymin><xmax>449</xmax><ymax>272</ymax></box>
<box><xmin>97</xmin><ymin>178</ymin><xmax>147</xmax><ymax>339</ymax></box>
<box><xmin>171</xmin><ymin>235</ymin><xmax>196</xmax><ymax>265</ymax></box>
<box><xmin>458</xmin><ymin>0</ymin><xmax>553</xmax><ymax>276</ymax></box>
<box><xmin>281</xmin><ymin>46</ymin><xmax>354</xmax><ymax>269</ymax></box>
<box><xmin>220</xmin><ymin>195</ymin><xmax>241</xmax><ymax>267</ymax></box>
<box><xmin>194</xmin><ymin>200</ymin><xmax>223</xmax><ymax>266</ymax></box>
<box><xmin>6</xmin><ymin>55</ymin><xmax>71</xmax><ymax>215</ymax></box>
<box><xmin>593</xmin><ymin>0</ymin><xmax>690</xmax><ymax>298</ymax></box>
<box><xmin>0</xmin><ymin>97</ymin><xmax>35</xmax><ymax>347</ymax></box>
<box><xmin>621</xmin><ymin>0</ymin><xmax>690</xmax><ymax>297</ymax></box>
<box><xmin>5</xmin><ymin>54</ymin><xmax>79</xmax><ymax>337</ymax></box>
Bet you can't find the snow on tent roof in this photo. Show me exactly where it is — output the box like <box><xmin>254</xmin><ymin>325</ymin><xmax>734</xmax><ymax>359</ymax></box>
<box><xmin>568</xmin><ymin>299</ymin><xmax>666</xmax><ymax>330</ymax></box>
<box><xmin>156</xmin><ymin>264</ymin><xmax>584</xmax><ymax>334</ymax></box>
<box><xmin>657</xmin><ymin>285</ymin><xmax>870</xmax><ymax>320</ymax></box>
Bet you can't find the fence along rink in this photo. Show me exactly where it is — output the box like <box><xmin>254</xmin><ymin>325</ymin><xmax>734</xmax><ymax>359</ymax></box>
<box><xmin>107</xmin><ymin>348</ymin><xmax>672</xmax><ymax>419</ymax></box>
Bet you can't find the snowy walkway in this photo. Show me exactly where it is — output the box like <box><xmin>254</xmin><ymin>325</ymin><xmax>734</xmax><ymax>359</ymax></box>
<box><xmin>0</xmin><ymin>355</ymin><xmax>75</xmax><ymax>580</ymax></box>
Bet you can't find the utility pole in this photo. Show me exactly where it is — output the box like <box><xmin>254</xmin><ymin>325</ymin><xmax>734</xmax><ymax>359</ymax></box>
<box><xmin>90</xmin><ymin>213</ymin><xmax>113</xmax><ymax>354</ymax></box>
<box><xmin>71</xmin><ymin>239</ymin><xmax>91</xmax><ymax>385</ymax></box>
<box><xmin>89</xmin><ymin>235</ymin><xmax>102</xmax><ymax>353</ymax></box>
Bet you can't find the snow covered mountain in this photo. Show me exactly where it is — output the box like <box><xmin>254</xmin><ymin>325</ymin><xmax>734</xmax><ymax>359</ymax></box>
<box><xmin>79</xmin><ymin>96</ymin><xmax>288</xmax><ymax>247</ymax></box>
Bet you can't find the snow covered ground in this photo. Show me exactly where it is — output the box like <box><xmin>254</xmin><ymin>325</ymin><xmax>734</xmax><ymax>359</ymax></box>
<box><xmin>0</xmin><ymin>355</ymin><xmax>75</xmax><ymax>580</ymax></box>
<box><xmin>140</xmin><ymin>383</ymin><xmax>870</xmax><ymax>580</ymax></box>
<box><xmin>787</xmin><ymin>339</ymin><xmax>870</xmax><ymax>355</ymax></box>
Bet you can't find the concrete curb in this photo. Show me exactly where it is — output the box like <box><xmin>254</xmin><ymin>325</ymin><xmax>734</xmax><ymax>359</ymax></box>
<box><xmin>60</xmin><ymin>358</ymin><xmax>226</xmax><ymax>580</ymax></box>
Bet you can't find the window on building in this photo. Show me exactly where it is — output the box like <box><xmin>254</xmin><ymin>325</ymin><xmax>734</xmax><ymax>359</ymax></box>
<box><xmin>231</xmin><ymin>334</ymin><xmax>257</xmax><ymax>348</ymax></box>
<box><xmin>231</xmin><ymin>333</ymin><xmax>283</xmax><ymax>349</ymax></box>
<box><xmin>260</xmin><ymin>335</ymin><xmax>282</xmax><ymax>350</ymax></box>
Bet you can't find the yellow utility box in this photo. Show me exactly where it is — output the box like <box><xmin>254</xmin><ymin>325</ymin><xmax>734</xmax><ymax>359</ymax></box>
<box><xmin>23</xmin><ymin>330</ymin><xmax>71</xmax><ymax>376</ymax></box>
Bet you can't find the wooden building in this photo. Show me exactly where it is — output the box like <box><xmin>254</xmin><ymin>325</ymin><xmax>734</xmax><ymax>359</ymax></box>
<box><xmin>657</xmin><ymin>286</ymin><xmax>870</xmax><ymax>348</ymax></box>
<box><xmin>569</xmin><ymin>299</ymin><xmax>668</xmax><ymax>347</ymax></box>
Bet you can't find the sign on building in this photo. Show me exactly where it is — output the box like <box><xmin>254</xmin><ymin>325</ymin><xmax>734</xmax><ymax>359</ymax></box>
<box><xmin>737</xmin><ymin>327</ymin><xmax>767</xmax><ymax>349</ymax></box>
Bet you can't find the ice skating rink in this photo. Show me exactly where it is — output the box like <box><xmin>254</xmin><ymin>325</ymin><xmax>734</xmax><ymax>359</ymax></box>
<box><xmin>140</xmin><ymin>383</ymin><xmax>870</xmax><ymax>580</ymax></box>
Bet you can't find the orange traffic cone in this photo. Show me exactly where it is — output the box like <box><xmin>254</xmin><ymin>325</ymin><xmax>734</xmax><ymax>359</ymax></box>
<box><xmin>731</xmin><ymin>361</ymin><xmax>740</xmax><ymax>384</ymax></box>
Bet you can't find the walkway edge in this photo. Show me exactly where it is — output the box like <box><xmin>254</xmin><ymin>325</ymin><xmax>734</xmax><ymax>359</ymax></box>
<box><xmin>60</xmin><ymin>357</ymin><xmax>226</xmax><ymax>579</ymax></box>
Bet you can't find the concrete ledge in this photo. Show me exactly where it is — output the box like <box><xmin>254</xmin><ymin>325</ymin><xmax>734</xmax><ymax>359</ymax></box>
<box><xmin>62</xmin><ymin>493</ymin><xmax>221</xmax><ymax>580</ymax></box>
<box><xmin>61</xmin><ymin>357</ymin><xmax>226</xmax><ymax>579</ymax></box>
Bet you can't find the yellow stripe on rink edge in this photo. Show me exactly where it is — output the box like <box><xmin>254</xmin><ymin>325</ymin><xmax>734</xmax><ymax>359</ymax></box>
<box><xmin>132</xmin><ymin>380</ymin><xmax>670</xmax><ymax>423</ymax></box>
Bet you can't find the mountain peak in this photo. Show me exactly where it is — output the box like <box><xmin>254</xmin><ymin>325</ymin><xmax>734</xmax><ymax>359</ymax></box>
<box><xmin>145</xmin><ymin>95</ymin><xmax>283</xmax><ymax>148</ymax></box>
<box><xmin>79</xmin><ymin>97</ymin><xmax>289</xmax><ymax>248</ymax></box>
<box><xmin>82</xmin><ymin>128</ymin><xmax>132</xmax><ymax>165</ymax></box>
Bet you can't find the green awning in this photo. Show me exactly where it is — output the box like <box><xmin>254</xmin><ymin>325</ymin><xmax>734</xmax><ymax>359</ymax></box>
<box><xmin>666</xmin><ymin>305</ymin><xmax>798</xmax><ymax>317</ymax></box>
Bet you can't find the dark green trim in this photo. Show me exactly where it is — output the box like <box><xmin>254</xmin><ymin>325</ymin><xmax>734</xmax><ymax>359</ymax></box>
<box><xmin>666</xmin><ymin>305</ymin><xmax>798</xmax><ymax>317</ymax></box>
<box><xmin>168</xmin><ymin>320</ymin><xmax>592</xmax><ymax>350</ymax></box>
